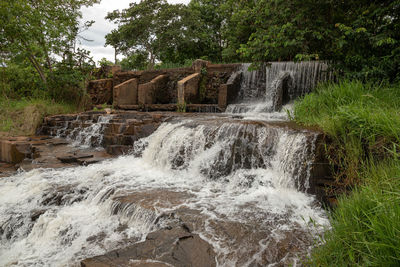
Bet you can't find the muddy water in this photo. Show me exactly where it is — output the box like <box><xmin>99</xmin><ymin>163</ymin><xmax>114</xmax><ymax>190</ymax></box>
<box><xmin>0</xmin><ymin>118</ymin><xmax>329</xmax><ymax>266</ymax></box>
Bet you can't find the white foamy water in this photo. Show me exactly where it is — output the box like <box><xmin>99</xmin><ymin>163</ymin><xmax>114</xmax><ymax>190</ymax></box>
<box><xmin>0</xmin><ymin>120</ymin><xmax>329</xmax><ymax>266</ymax></box>
<box><xmin>56</xmin><ymin>115</ymin><xmax>112</xmax><ymax>148</ymax></box>
<box><xmin>226</xmin><ymin>61</ymin><xmax>331</xmax><ymax>118</ymax></box>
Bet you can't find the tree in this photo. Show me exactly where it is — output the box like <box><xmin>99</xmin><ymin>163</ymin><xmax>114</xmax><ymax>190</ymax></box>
<box><xmin>0</xmin><ymin>0</ymin><xmax>99</xmax><ymax>85</ymax></box>
<box><xmin>235</xmin><ymin>0</ymin><xmax>400</xmax><ymax>81</ymax></box>
<box><xmin>120</xmin><ymin>52</ymin><xmax>149</xmax><ymax>71</ymax></box>
<box><xmin>105</xmin><ymin>0</ymin><xmax>190</xmax><ymax>69</ymax></box>
<box><xmin>331</xmin><ymin>0</ymin><xmax>400</xmax><ymax>81</ymax></box>
<box><xmin>237</xmin><ymin>0</ymin><xmax>336</xmax><ymax>63</ymax></box>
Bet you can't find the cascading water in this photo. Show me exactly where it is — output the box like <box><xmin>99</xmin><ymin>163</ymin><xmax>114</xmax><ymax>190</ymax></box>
<box><xmin>226</xmin><ymin>61</ymin><xmax>331</xmax><ymax>119</ymax></box>
<box><xmin>0</xmin><ymin>61</ymin><xmax>332</xmax><ymax>266</ymax></box>
<box><xmin>56</xmin><ymin>115</ymin><xmax>112</xmax><ymax>148</ymax></box>
<box><xmin>0</xmin><ymin>117</ymin><xmax>329</xmax><ymax>266</ymax></box>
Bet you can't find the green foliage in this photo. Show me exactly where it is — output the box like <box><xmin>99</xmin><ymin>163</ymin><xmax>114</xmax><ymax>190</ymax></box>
<box><xmin>0</xmin><ymin>0</ymin><xmax>98</xmax><ymax>107</ymax></box>
<box><xmin>106</xmin><ymin>0</ymin><xmax>193</xmax><ymax>69</ymax></box>
<box><xmin>104</xmin><ymin>0</ymin><xmax>399</xmax><ymax>79</ymax></box>
<box><xmin>0</xmin><ymin>61</ymin><xmax>45</xmax><ymax>98</ymax></box>
<box><xmin>120</xmin><ymin>52</ymin><xmax>149</xmax><ymax>71</ymax></box>
<box><xmin>331</xmin><ymin>1</ymin><xmax>400</xmax><ymax>82</ymax></box>
<box><xmin>310</xmin><ymin>159</ymin><xmax>400</xmax><ymax>266</ymax></box>
<box><xmin>0</xmin><ymin>0</ymin><xmax>99</xmax><ymax>83</ymax></box>
<box><xmin>154</xmin><ymin>59</ymin><xmax>194</xmax><ymax>70</ymax></box>
<box><xmin>98</xmin><ymin>58</ymin><xmax>113</xmax><ymax>67</ymax></box>
<box><xmin>294</xmin><ymin>81</ymin><xmax>400</xmax><ymax>265</ymax></box>
<box><xmin>237</xmin><ymin>0</ymin><xmax>400</xmax><ymax>81</ymax></box>
<box><xmin>294</xmin><ymin>81</ymin><xmax>400</xmax><ymax>184</ymax></box>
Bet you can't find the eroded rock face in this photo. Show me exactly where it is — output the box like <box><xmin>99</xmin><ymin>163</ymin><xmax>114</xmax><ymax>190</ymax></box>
<box><xmin>87</xmin><ymin>79</ymin><xmax>113</xmax><ymax>105</ymax></box>
<box><xmin>81</xmin><ymin>226</ymin><xmax>216</xmax><ymax>267</ymax></box>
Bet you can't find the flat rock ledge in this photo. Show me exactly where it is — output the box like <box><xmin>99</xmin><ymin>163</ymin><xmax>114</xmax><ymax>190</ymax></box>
<box><xmin>81</xmin><ymin>226</ymin><xmax>216</xmax><ymax>267</ymax></box>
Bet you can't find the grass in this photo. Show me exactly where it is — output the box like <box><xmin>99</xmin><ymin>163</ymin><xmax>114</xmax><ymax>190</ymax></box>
<box><xmin>0</xmin><ymin>97</ymin><xmax>79</xmax><ymax>136</ymax></box>
<box><xmin>293</xmin><ymin>80</ymin><xmax>400</xmax><ymax>184</ymax></box>
<box><xmin>310</xmin><ymin>159</ymin><xmax>400</xmax><ymax>266</ymax></box>
<box><xmin>293</xmin><ymin>80</ymin><xmax>400</xmax><ymax>266</ymax></box>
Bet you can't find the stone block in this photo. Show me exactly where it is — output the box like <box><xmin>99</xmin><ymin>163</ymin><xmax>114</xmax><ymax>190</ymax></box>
<box><xmin>0</xmin><ymin>140</ymin><xmax>30</xmax><ymax>164</ymax></box>
<box><xmin>218</xmin><ymin>84</ymin><xmax>228</xmax><ymax>109</ymax></box>
<box><xmin>218</xmin><ymin>71</ymin><xmax>242</xmax><ymax>109</ymax></box>
<box><xmin>104</xmin><ymin>123</ymin><xmax>124</xmax><ymax>135</ymax></box>
<box><xmin>138</xmin><ymin>75</ymin><xmax>169</xmax><ymax>105</ymax></box>
<box><xmin>138</xmin><ymin>82</ymin><xmax>154</xmax><ymax>105</ymax></box>
<box><xmin>87</xmin><ymin>78</ymin><xmax>113</xmax><ymax>105</ymax></box>
<box><xmin>177</xmin><ymin>73</ymin><xmax>201</xmax><ymax>105</ymax></box>
<box><xmin>113</xmin><ymin>78</ymin><xmax>138</xmax><ymax>107</ymax></box>
<box><xmin>106</xmin><ymin>145</ymin><xmax>131</xmax><ymax>156</ymax></box>
<box><xmin>192</xmin><ymin>59</ymin><xmax>211</xmax><ymax>73</ymax></box>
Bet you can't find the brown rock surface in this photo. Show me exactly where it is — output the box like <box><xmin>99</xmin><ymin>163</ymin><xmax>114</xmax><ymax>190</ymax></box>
<box><xmin>81</xmin><ymin>226</ymin><xmax>216</xmax><ymax>267</ymax></box>
<box><xmin>87</xmin><ymin>79</ymin><xmax>113</xmax><ymax>105</ymax></box>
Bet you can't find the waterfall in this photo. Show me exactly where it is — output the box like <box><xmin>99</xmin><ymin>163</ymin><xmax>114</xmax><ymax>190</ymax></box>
<box><xmin>0</xmin><ymin>117</ymin><xmax>329</xmax><ymax>266</ymax></box>
<box><xmin>226</xmin><ymin>61</ymin><xmax>331</xmax><ymax>117</ymax></box>
<box><xmin>56</xmin><ymin>115</ymin><xmax>112</xmax><ymax>148</ymax></box>
<box><xmin>236</xmin><ymin>63</ymin><xmax>266</xmax><ymax>101</ymax></box>
<box><xmin>0</xmin><ymin>61</ymin><xmax>332</xmax><ymax>267</ymax></box>
<box><xmin>139</xmin><ymin>120</ymin><xmax>316</xmax><ymax>191</ymax></box>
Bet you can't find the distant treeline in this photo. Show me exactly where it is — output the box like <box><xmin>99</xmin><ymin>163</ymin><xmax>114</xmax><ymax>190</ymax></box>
<box><xmin>0</xmin><ymin>0</ymin><xmax>399</xmax><ymax>102</ymax></box>
<box><xmin>108</xmin><ymin>0</ymin><xmax>399</xmax><ymax>82</ymax></box>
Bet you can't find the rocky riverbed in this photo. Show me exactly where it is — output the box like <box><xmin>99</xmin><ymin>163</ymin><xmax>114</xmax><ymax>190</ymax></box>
<box><xmin>0</xmin><ymin>110</ymin><xmax>335</xmax><ymax>266</ymax></box>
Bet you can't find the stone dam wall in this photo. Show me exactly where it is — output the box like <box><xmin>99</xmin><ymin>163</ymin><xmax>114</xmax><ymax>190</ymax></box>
<box><xmin>87</xmin><ymin>60</ymin><xmax>332</xmax><ymax>113</ymax></box>
<box><xmin>88</xmin><ymin>59</ymin><xmax>241</xmax><ymax>111</ymax></box>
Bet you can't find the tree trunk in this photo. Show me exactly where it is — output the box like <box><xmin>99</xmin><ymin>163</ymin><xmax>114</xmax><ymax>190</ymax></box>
<box><xmin>147</xmin><ymin>52</ymin><xmax>155</xmax><ymax>70</ymax></box>
<box><xmin>28</xmin><ymin>54</ymin><xmax>47</xmax><ymax>84</ymax></box>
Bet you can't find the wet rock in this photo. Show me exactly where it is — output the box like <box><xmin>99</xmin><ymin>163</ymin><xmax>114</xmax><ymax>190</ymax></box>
<box><xmin>30</xmin><ymin>209</ymin><xmax>46</xmax><ymax>222</ymax></box>
<box><xmin>41</xmin><ymin>185</ymin><xmax>89</xmax><ymax>206</ymax></box>
<box><xmin>81</xmin><ymin>226</ymin><xmax>216</xmax><ymax>267</ymax></box>
<box><xmin>106</xmin><ymin>145</ymin><xmax>131</xmax><ymax>156</ymax></box>
<box><xmin>57</xmin><ymin>154</ymin><xmax>94</xmax><ymax>164</ymax></box>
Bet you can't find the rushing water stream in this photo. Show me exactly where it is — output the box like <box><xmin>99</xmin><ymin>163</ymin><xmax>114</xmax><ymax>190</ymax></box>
<box><xmin>226</xmin><ymin>61</ymin><xmax>331</xmax><ymax>119</ymax></box>
<box><xmin>0</xmin><ymin>62</ymin><xmax>331</xmax><ymax>266</ymax></box>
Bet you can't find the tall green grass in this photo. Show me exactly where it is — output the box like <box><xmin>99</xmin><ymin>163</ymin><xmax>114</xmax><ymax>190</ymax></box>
<box><xmin>294</xmin><ymin>80</ymin><xmax>400</xmax><ymax>184</ymax></box>
<box><xmin>293</xmin><ymin>80</ymin><xmax>400</xmax><ymax>266</ymax></box>
<box><xmin>0</xmin><ymin>97</ymin><xmax>79</xmax><ymax>136</ymax></box>
<box><xmin>310</xmin><ymin>159</ymin><xmax>400</xmax><ymax>266</ymax></box>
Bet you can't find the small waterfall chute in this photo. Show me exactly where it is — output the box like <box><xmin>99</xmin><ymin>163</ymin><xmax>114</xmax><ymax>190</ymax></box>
<box><xmin>226</xmin><ymin>61</ymin><xmax>331</xmax><ymax>117</ymax></box>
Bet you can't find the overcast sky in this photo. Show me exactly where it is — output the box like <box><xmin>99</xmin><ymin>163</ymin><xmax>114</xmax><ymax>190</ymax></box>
<box><xmin>79</xmin><ymin>0</ymin><xmax>190</xmax><ymax>64</ymax></box>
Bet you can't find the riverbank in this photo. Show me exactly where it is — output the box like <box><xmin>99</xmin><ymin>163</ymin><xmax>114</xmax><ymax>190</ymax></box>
<box><xmin>0</xmin><ymin>97</ymin><xmax>79</xmax><ymax>137</ymax></box>
<box><xmin>293</xmin><ymin>80</ymin><xmax>400</xmax><ymax>265</ymax></box>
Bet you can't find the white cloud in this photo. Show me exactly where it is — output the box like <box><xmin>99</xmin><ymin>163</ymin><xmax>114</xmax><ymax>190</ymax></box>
<box><xmin>78</xmin><ymin>0</ymin><xmax>190</xmax><ymax>64</ymax></box>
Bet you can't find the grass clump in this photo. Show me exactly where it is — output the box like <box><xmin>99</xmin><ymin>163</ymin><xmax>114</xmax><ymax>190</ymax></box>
<box><xmin>0</xmin><ymin>97</ymin><xmax>79</xmax><ymax>136</ymax></box>
<box><xmin>294</xmin><ymin>80</ymin><xmax>400</xmax><ymax>184</ymax></box>
<box><xmin>310</xmin><ymin>159</ymin><xmax>400</xmax><ymax>266</ymax></box>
